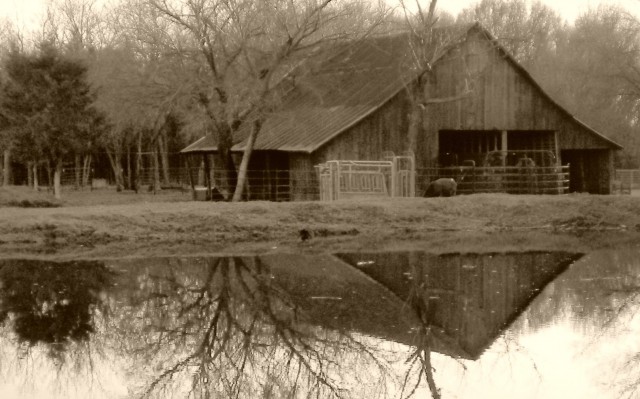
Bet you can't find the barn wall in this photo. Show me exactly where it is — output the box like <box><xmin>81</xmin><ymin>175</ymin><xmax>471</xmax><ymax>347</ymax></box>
<box><xmin>422</xmin><ymin>30</ymin><xmax>614</xmax><ymax>161</ymax></box>
<box><xmin>288</xmin><ymin>153</ymin><xmax>318</xmax><ymax>201</ymax></box>
<box><xmin>245</xmin><ymin>151</ymin><xmax>290</xmax><ymax>201</ymax></box>
<box><xmin>311</xmin><ymin>93</ymin><xmax>412</xmax><ymax>165</ymax></box>
<box><xmin>561</xmin><ymin>149</ymin><xmax>613</xmax><ymax>194</ymax></box>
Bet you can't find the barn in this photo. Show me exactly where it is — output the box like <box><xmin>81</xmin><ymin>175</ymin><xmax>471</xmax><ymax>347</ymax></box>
<box><xmin>181</xmin><ymin>23</ymin><xmax>622</xmax><ymax>201</ymax></box>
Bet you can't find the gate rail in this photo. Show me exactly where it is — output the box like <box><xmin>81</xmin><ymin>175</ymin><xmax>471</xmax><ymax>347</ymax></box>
<box><xmin>418</xmin><ymin>165</ymin><xmax>569</xmax><ymax>195</ymax></box>
<box><xmin>316</xmin><ymin>152</ymin><xmax>415</xmax><ymax>201</ymax></box>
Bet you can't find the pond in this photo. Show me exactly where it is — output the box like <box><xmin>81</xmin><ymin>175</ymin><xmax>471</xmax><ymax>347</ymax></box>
<box><xmin>0</xmin><ymin>250</ymin><xmax>638</xmax><ymax>399</ymax></box>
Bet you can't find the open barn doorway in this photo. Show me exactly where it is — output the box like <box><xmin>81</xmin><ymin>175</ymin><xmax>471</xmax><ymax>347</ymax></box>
<box><xmin>438</xmin><ymin>130</ymin><xmax>557</xmax><ymax>167</ymax></box>
<box><xmin>560</xmin><ymin>149</ymin><xmax>612</xmax><ymax>194</ymax></box>
<box><xmin>434</xmin><ymin>130</ymin><xmax>567</xmax><ymax>194</ymax></box>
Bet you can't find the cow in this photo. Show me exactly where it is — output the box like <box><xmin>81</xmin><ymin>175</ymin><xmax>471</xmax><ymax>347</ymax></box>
<box><xmin>423</xmin><ymin>178</ymin><xmax>457</xmax><ymax>197</ymax></box>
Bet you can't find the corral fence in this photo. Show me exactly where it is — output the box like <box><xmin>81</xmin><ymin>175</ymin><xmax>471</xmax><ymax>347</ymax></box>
<box><xmin>417</xmin><ymin>165</ymin><xmax>570</xmax><ymax>195</ymax></box>
<box><xmin>30</xmin><ymin>164</ymin><xmax>569</xmax><ymax>199</ymax></box>
<box><xmin>13</xmin><ymin>166</ymin><xmax>194</xmax><ymax>193</ymax></box>
<box><xmin>613</xmin><ymin>169</ymin><xmax>640</xmax><ymax>194</ymax></box>
<box><xmin>188</xmin><ymin>168</ymin><xmax>319</xmax><ymax>201</ymax></box>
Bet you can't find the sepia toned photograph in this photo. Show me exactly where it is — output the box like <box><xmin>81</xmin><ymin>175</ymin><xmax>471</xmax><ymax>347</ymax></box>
<box><xmin>1</xmin><ymin>0</ymin><xmax>640</xmax><ymax>398</ymax></box>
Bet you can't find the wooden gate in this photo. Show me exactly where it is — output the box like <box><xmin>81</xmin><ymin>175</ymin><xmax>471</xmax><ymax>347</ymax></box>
<box><xmin>316</xmin><ymin>152</ymin><xmax>415</xmax><ymax>201</ymax></box>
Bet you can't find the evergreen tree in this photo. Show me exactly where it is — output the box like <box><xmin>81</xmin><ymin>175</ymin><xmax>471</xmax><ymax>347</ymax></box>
<box><xmin>0</xmin><ymin>42</ymin><xmax>103</xmax><ymax>198</ymax></box>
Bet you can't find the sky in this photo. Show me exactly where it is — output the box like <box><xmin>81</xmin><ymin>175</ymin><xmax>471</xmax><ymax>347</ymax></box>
<box><xmin>434</xmin><ymin>0</ymin><xmax>640</xmax><ymax>22</ymax></box>
<box><xmin>1</xmin><ymin>0</ymin><xmax>640</xmax><ymax>29</ymax></box>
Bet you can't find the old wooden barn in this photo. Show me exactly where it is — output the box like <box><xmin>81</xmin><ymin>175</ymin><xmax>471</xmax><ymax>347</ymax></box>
<box><xmin>182</xmin><ymin>23</ymin><xmax>622</xmax><ymax>201</ymax></box>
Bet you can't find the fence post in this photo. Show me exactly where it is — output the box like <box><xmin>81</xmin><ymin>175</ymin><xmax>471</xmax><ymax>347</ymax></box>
<box><xmin>390</xmin><ymin>157</ymin><xmax>397</xmax><ymax>197</ymax></box>
<box><xmin>472</xmin><ymin>167</ymin><xmax>476</xmax><ymax>194</ymax></box>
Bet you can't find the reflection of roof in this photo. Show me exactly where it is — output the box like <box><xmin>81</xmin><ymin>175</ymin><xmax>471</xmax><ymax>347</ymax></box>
<box><xmin>259</xmin><ymin>253</ymin><xmax>422</xmax><ymax>345</ymax></box>
<box><xmin>335</xmin><ymin>251</ymin><xmax>583</xmax><ymax>360</ymax></box>
<box><xmin>182</xmin><ymin>23</ymin><xmax>621</xmax><ymax>155</ymax></box>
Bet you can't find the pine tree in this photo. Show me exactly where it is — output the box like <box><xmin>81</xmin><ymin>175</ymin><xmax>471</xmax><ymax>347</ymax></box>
<box><xmin>0</xmin><ymin>42</ymin><xmax>103</xmax><ymax>198</ymax></box>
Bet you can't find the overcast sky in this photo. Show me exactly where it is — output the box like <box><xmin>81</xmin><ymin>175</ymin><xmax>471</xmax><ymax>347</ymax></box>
<box><xmin>434</xmin><ymin>0</ymin><xmax>640</xmax><ymax>22</ymax></box>
<box><xmin>1</xmin><ymin>0</ymin><xmax>640</xmax><ymax>30</ymax></box>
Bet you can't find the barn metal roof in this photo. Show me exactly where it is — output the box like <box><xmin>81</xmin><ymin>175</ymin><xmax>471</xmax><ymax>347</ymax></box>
<box><xmin>182</xmin><ymin>33</ymin><xmax>418</xmax><ymax>154</ymax></box>
<box><xmin>182</xmin><ymin>23</ymin><xmax>622</xmax><ymax>154</ymax></box>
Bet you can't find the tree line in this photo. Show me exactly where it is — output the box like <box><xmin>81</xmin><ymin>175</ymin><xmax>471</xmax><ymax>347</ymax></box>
<box><xmin>0</xmin><ymin>0</ymin><xmax>639</xmax><ymax>200</ymax></box>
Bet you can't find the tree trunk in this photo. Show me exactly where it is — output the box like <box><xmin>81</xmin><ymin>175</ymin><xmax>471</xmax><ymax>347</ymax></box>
<box><xmin>211</xmin><ymin>122</ymin><xmax>237</xmax><ymax>199</ymax></box>
<box><xmin>53</xmin><ymin>159</ymin><xmax>62</xmax><ymax>199</ymax></box>
<box><xmin>407</xmin><ymin>79</ymin><xmax>427</xmax><ymax>155</ymax></box>
<box><xmin>134</xmin><ymin>132</ymin><xmax>143</xmax><ymax>193</ymax></box>
<box><xmin>126</xmin><ymin>145</ymin><xmax>132</xmax><ymax>190</ymax></box>
<box><xmin>2</xmin><ymin>149</ymin><xmax>11</xmax><ymax>186</ymax></box>
<box><xmin>46</xmin><ymin>160</ymin><xmax>53</xmax><ymax>191</ymax></box>
<box><xmin>232</xmin><ymin>119</ymin><xmax>262</xmax><ymax>202</ymax></box>
<box><xmin>106</xmin><ymin>149</ymin><xmax>124</xmax><ymax>192</ymax></box>
<box><xmin>152</xmin><ymin>143</ymin><xmax>161</xmax><ymax>193</ymax></box>
<box><xmin>75</xmin><ymin>154</ymin><xmax>82</xmax><ymax>189</ymax></box>
<box><xmin>407</xmin><ymin>104</ymin><xmax>422</xmax><ymax>155</ymax></box>
<box><xmin>159</xmin><ymin>132</ymin><xmax>171</xmax><ymax>186</ymax></box>
<box><xmin>33</xmin><ymin>163</ymin><xmax>39</xmax><ymax>191</ymax></box>
<box><xmin>27</xmin><ymin>161</ymin><xmax>33</xmax><ymax>188</ymax></box>
<box><xmin>82</xmin><ymin>154</ymin><xmax>91</xmax><ymax>187</ymax></box>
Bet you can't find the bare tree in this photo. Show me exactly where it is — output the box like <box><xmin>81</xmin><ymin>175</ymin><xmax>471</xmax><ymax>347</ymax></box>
<box><xmin>395</xmin><ymin>0</ymin><xmax>472</xmax><ymax>158</ymax></box>
<box><xmin>561</xmin><ymin>6</ymin><xmax>640</xmax><ymax>166</ymax></box>
<box><xmin>145</xmin><ymin>0</ymin><xmax>386</xmax><ymax>201</ymax></box>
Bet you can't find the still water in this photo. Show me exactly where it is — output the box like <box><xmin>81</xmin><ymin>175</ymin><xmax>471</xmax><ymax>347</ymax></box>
<box><xmin>0</xmin><ymin>250</ymin><xmax>637</xmax><ymax>398</ymax></box>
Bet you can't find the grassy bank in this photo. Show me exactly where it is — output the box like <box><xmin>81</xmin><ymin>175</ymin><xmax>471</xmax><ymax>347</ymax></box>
<box><xmin>0</xmin><ymin>186</ymin><xmax>639</xmax><ymax>259</ymax></box>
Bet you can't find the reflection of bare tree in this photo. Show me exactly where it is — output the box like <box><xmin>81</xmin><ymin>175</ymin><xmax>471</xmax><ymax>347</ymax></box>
<box><xmin>402</xmin><ymin>295</ymin><xmax>441</xmax><ymax>399</ymax></box>
<box><xmin>554</xmin><ymin>252</ymin><xmax>640</xmax><ymax>399</ymax></box>
<box><xmin>125</xmin><ymin>256</ymin><xmax>388</xmax><ymax>399</ymax></box>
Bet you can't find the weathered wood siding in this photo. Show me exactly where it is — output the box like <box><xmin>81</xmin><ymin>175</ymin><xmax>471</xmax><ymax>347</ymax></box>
<box><xmin>288</xmin><ymin>153</ymin><xmax>318</xmax><ymax>201</ymax></box>
<box><xmin>561</xmin><ymin>149</ymin><xmax>613</xmax><ymax>194</ymax></box>
<box><xmin>311</xmin><ymin>93</ymin><xmax>412</xmax><ymax>165</ymax></box>
<box><xmin>422</xmin><ymin>29</ymin><xmax>615</xmax><ymax>169</ymax></box>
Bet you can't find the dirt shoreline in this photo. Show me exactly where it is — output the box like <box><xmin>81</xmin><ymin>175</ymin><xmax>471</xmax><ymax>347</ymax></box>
<box><xmin>1</xmin><ymin>188</ymin><xmax>639</xmax><ymax>260</ymax></box>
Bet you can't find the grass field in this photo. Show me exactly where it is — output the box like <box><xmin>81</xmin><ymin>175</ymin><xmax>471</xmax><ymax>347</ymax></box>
<box><xmin>1</xmin><ymin>185</ymin><xmax>639</xmax><ymax>259</ymax></box>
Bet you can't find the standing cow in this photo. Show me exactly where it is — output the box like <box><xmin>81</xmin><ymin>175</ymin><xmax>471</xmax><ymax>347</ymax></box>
<box><xmin>423</xmin><ymin>178</ymin><xmax>457</xmax><ymax>197</ymax></box>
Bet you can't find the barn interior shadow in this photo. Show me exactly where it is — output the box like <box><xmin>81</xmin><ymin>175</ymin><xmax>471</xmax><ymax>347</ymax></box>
<box><xmin>0</xmin><ymin>251</ymin><xmax>582</xmax><ymax>398</ymax></box>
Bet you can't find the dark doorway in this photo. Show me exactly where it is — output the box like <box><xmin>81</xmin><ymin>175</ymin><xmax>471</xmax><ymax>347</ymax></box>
<box><xmin>560</xmin><ymin>149</ymin><xmax>612</xmax><ymax>194</ymax></box>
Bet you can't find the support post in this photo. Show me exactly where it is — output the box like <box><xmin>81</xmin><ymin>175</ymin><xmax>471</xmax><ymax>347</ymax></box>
<box><xmin>186</xmin><ymin>156</ymin><xmax>196</xmax><ymax>200</ymax></box>
<box><xmin>203</xmin><ymin>154</ymin><xmax>212</xmax><ymax>201</ymax></box>
<box><xmin>501</xmin><ymin>130</ymin><xmax>508</xmax><ymax>166</ymax></box>
<box><xmin>390</xmin><ymin>157</ymin><xmax>397</xmax><ymax>197</ymax></box>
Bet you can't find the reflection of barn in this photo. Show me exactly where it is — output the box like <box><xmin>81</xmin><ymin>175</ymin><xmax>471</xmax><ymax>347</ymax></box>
<box><xmin>182</xmin><ymin>23</ymin><xmax>621</xmax><ymax>200</ymax></box>
<box><xmin>335</xmin><ymin>251</ymin><xmax>581</xmax><ymax>359</ymax></box>
<box><xmin>104</xmin><ymin>251</ymin><xmax>580</xmax><ymax>361</ymax></box>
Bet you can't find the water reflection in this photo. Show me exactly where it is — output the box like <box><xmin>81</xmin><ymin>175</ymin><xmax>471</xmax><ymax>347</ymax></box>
<box><xmin>0</xmin><ymin>251</ymin><xmax>596</xmax><ymax>398</ymax></box>
<box><xmin>336</xmin><ymin>251</ymin><xmax>581</xmax><ymax>360</ymax></box>
<box><xmin>0</xmin><ymin>259</ymin><xmax>113</xmax><ymax>359</ymax></box>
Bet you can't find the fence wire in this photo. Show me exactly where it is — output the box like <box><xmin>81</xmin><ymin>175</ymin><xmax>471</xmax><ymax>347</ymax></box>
<box><xmin>15</xmin><ymin>165</ymin><xmax>571</xmax><ymax>200</ymax></box>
